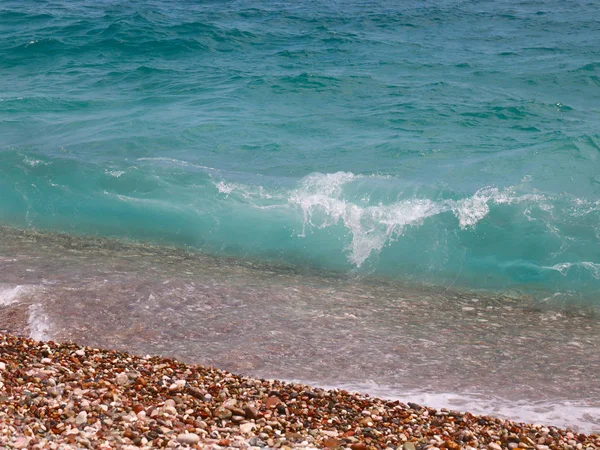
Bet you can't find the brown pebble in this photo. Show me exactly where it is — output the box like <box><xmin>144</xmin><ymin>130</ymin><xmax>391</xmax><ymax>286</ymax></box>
<box><xmin>324</xmin><ymin>437</ymin><xmax>343</xmax><ymax>448</ymax></box>
<box><xmin>244</xmin><ymin>405</ymin><xmax>260</xmax><ymax>419</ymax></box>
<box><xmin>266</xmin><ymin>396</ymin><xmax>281</xmax><ymax>408</ymax></box>
<box><xmin>350</xmin><ymin>443</ymin><xmax>367</xmax><ymax>450</ymax></box>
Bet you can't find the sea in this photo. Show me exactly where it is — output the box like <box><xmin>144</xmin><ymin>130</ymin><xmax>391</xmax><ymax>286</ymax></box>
<box><xmin>1</xmin><ymin>0</ymin><xmax>599</xmax><ymax>432</ymax></box>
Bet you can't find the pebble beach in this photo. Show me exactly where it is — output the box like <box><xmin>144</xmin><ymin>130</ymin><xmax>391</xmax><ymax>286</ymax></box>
<box><xmin>1</xmin><ymin>333</ymin><xmax>598</xmax><ymax>450</ymax></box>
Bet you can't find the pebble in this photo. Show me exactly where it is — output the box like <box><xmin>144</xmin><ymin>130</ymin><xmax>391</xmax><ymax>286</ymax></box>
<box><xmin>240</xmin><ymin>423</ymin><xmax>256</xmax><ymax>435</ymax></box>
<box><xmin>0</xmin><ymin>332</ymin><xmax>598</xmax><ymax>450</ymax></box>
<box><xmin>177</xmin><ymin>432</ymin><xmax>201</xmax><ymax>445</ymax></box>
<box><xmin>115</xmin><ymin>372</ymin><xmax>129</xmax><ymax>386</ymax></box>
<box><xmin>215</xmin><ymin>406</ymin><xmax>233</xmax><ymax>419</ymax></box>
<box><xmin>75</xmin><ymin>411</ymin><xmax>87</xmax><ymax>425</ymax></box>
<box><xmin>13</xmin><ymin>437</ymin><xmax>29</xmax><ymax>449</ymax></box>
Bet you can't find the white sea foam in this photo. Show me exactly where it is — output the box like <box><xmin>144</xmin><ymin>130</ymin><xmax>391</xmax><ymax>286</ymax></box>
<box><xmin>216</xmin><ymin>181</ymin><xmax>236</xmax><ymax>195</ymax></box>
<box><xmin>106</xmin><ymin>169</ymin><xmax>125</xmax><ymax>177</ymax></box>
<box><xmin>308</xmin><ymin>380</ymin><xmax>600</xmax><ymax>433</ymax></box>
<box><xmin>215</xmin><ymin>180</ymin><xmax>281</xmax><ymax>200</ymax></box>
<box><xmin>22</xmin><ymin>157</ymin><xmax>49</xmax><ymax>167</ymax></box>
<box><xmin>0</xmin><ymin>284</ymin><xmax>35</xmax><ymax>306</ymax></box>
<box><xmin>546</xmin><ymin>261</ymin><xmax>600</xmax><ymax>279</ymax></box>
<box><xmin>28</xmin><ymin>304</ymin><xmax>52</xmax><ymax>341</ymax></box>
<box><xmin>208</xmin><ymin>172</ymin><xmax>559</xmax><ymax>267</ymax></box>
<box><xmin>288</xmin><ymin>173</ymin><xmax>550</xmax><ymax>266</ymax></box>
<box><xmin>137</xmin><ymin>157</ymin><xmax>215</xmax><ymax>171</ymax></box>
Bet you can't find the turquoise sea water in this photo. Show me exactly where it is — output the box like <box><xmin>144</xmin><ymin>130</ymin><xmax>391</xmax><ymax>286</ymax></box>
<box><xmin>1</xmin><ymin>0</ymin><xmax>600</xmax><ymax>301</ymax></box>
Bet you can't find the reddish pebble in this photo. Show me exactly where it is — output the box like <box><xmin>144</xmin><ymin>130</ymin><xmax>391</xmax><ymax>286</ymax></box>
<box><xmin>265</xmin><ymin>396</ymin><xmax>281</xmax><ymax>408</ymax></box>
<box><xmin>350</xmin><ymin>444</ymin><xmax>367</xmax><ymax>450</ymax></box>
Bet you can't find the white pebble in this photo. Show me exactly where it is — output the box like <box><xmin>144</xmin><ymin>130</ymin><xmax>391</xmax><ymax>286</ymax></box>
<box><xmin>240</xmin><ymin>423</ymin><xmax>255</xmax><ymax>434</ymax></box>
<box><xmin>177</xmin><ymin>433</ymin><xmax>200</xmax><ymax>445</ymax></box>
<box><xmin>75</xmin><ymin>411</ymin><xmax>88</xmax><ymax>425</ymax></box>
<box><xmin>115</xmin><ymin>373</ymin><xmax>129</xmax><ymax>386</ymax></box>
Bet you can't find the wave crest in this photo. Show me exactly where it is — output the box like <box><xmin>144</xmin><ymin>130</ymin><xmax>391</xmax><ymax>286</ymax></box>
<box><xmin>287</xmin><ymin>173</ymin><xmax>551</xmax><ymax>266</ymax></box>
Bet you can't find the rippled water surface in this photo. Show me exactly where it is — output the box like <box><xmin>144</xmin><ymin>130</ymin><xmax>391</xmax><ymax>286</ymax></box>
<box><xmin>1</xmin><ymin>0</ymin><xmax>599</xmax><ymax>298</ymax></box>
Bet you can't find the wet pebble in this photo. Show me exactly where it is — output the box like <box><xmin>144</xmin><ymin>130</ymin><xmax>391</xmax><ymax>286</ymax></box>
<box><xmin>0</xmin><ymin>332</ymin><xmax>598</xmax><ymax>450</ymax></box>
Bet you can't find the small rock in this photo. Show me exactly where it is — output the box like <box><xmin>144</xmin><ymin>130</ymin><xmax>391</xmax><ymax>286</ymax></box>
<box><xmin>177</xmin><ymin>433</ymin><xmax>200</xmax><ymax>445</ymax></box>
<box><xmin>75</xmin><ymin>411</ymin><xmax>87</xmax><ymax>425</ymax></box>
<box><xmin>489</xmin><ymin>444</ymin><xmax>502</xmax><ymax>450</ymax></box>
<box><xmin>248</xmin><ymin>436</ymin><xmax>266</xmax><ymax>447</ymax></box>
<box><xmin>321</xmin><ymin>430</ymin><xmax>339</xmax><ymax>438</ymax></box>
<box><xmin>214</xmin><ymin>406</ymin><xmax>233</xmax><ymax>419</ymax></box>
<box><xmin>115</xmin><ymin>373</ymin><xmax>129</xmax><ymax>386</ymax></box>
<box><xmin>244</xmin><ymin>405</ymin><xmax>260</xmax><ymax>419</ymax></box>
<box><xmin>163</xmin><ymin>406</ymin><xmax>177</xmax><ymax>416</ymax></box>
<box><xmin>351</xmin><ymin>444</ymin><xmax>367</xmax><ymax>450</ymax></box>
<box><xmin>47</xmin><ymin>386</ymin><xmax>59</xmax><ymax>397</ymax></box>
<box><xmin>222</xmin><ymin>398</ymin><xmax>237</xmax><ymax>409</ymax></box>
<box><xmin>445</xmin><ymin>441</ymin><xmax>460</xmax><ymax>450</ymax></box>
<box><xmin>286</xmin><ymin>432</ymin><xmax>303</xmax><ymax>442</ymax></box>
<box><xmin>240</xmin><ymin>423</ymin><xmax>256</xmax><ymax>435</ymax></box>
<box><xmin>266</xmin><ymin>396</ymin><xmax>281</xmax><ymax>408</ymax></box>
<box><xmin>404</xmin><ymin>443</ymin><xmax>417</xmax><ymax>450</ymax></box>
<box><xmin>13</xmin><ymin>437</ymin><xmax>30</xmax><ymax>449</ymax></box>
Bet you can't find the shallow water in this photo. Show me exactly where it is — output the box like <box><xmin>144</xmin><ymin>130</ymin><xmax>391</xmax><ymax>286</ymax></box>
<box><xmin>0</xmin><ymin>227</ymin><xmax>598</xmax><ymax>432</ymax></box>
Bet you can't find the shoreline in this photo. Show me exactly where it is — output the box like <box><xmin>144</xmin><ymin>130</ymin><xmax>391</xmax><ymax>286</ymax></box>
<box><xmin>1</xmin><ymin>333</ymin><xmax>598</xmax><ymax>450</ymax></box>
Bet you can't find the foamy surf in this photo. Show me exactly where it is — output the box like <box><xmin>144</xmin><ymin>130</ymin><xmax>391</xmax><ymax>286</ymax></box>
<box><xmin>308</xmin><ymin>381</ymin><xmax>600</xmax><ymax>434</ymax></box>
<box><xmin>212</xmin><ymin>172</ymin><xmax>565</xmax><ymax>268</ymax></box>
<box><xmin>546</xmin><ymin>262</ymin><xmax>600</xmax><ymax>279</ymax></box>
<box><xmin>0</xmin><ymin>284</ymin><xmax>37</xmax><ymax>306</ymax></box>
<box><xmin>27</xmin><ymin>303</ymin><xmax>53</xmax><ymax>341</ymax></box>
